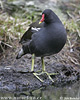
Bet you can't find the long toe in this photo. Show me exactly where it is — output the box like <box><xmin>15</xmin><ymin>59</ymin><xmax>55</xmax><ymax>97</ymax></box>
<box><xmin>33</xmin><ymin>73</ymin><xmax>44</xmax><ymax>82</ymax></box>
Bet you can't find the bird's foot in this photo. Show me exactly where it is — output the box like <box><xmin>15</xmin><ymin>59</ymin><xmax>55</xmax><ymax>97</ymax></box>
<box><xmin>33</xmin><ymin>71</ymin><xmax>47</xmax><ymax>82</ymax></box>
<box><xmin>33</xmin><ymin>71</ymin><xmax>58</xmax><ymax>83</ymax></box>
<box><xmin>33</xmin><ymin>72</ymin><xmax>44</xmax><ymax>82</ymax></box>
<box><xmin>43</xmin><ymin>72</ymin><xmax>58</xmax><ymax>83</ymax></box>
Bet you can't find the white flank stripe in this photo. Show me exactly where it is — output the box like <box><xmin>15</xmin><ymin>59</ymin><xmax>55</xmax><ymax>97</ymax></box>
<box><xmin>31</xmin><ymin>27</ymin><xmax>41</xmax><ymax>31</ymax></box>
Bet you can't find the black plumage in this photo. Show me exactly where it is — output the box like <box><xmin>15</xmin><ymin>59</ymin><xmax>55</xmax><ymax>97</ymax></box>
<box><xmin>16</xmin><ymin>9</ymin><xmax>67</xmax><ymax>59</ymax></box>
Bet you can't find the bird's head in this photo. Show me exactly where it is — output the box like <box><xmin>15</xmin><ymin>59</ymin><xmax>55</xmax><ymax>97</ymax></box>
<box><xmin>39</xmin><ymin>9</ymin><xmax>60</xmax><ymax>24</ymax></box>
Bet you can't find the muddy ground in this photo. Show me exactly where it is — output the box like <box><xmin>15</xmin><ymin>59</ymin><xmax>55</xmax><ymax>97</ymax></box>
<box><xmin>0</xmin><ymin>40</ymin><xmax>80</xmax><ymax>92</ymax></box>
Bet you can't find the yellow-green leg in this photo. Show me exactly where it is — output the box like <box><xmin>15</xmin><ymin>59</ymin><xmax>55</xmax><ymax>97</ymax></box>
<box><xmin>33</xmin><ymin>57</ymin><xmax>46</xmax><ymax>82</ymax></box>
<box><xmin>33</xmin><ymin>57</ymin><xmax>53</xmax><ymax>82</ymax></box>
<box><xmin>37</xmin><ymin>57</ymin><xmax>54</xmax><ymax>82</ymax></box>
<box><xmin>41</xmin><ymin>57</ymin><xmax>45</xmax><ymax>72</ymax></box>
<box><xmin>31</xmin><ymin>54</ymin><xmax>35</xmax><ymax>72</ymax></box>
<box><xmin>33</xmin><ymin>57</ymin><xmax>44</xmax><ymax>82</ymax></box>
<box><xmin>34</xmin><ymin>57</ymin><xmax>45</xmax><ymax>73</ymax></box>
<box><xmin>31</xmin><ymin>54</ymin><xmax>43</xmax><ymax>82</ymax></box>
<box><xmin>33</xmin><ymin>56</ymin><xmax>58</xmax><ymax>82</ymax></box>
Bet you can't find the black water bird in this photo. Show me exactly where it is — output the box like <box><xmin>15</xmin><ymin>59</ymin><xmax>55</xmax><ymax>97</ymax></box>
<box><xmin>16</xmin><ymin>9</ymin><xmax>67</xmax><ymax>82</ymax></box>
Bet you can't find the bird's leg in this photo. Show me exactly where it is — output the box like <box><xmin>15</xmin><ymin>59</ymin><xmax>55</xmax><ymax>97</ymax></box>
<box><xmin>33</xmin><ymin>56</ymin><xmax>44</xmax><ymax>82</ymax></box>
<box><xmin>41</xmin><ymin>57</ymin><xmax>54</xmax><ymax>82</ymax></box>
<box><xmin>31</xmin><ymin>54</ymin><xmax>35</xmax><ymax>72</ymax></box>
<box><xmin>41</xmin><ymin>57</ymin><xmax>45</xmax><ymax>72</ymax></box>
<box><xmin>36</xmin><ymin>57</ymin><xmax>46</xmax><ymax>74</ymax></box>
<box><xmin>33</xmin><ymin>57</ymin><xmax>58</xmax><ymax>82</ymax></box>
<box><xmin>33</xmin><ymin>57</ymin><xmax>45</xmax><ymax>73</ymax></box>
<box><xmin>31</xmin><ymin>54</ymin><xmax>43</xmax><ymax>82</ymax></box>
<box><xmin>32</xmin><ymin>54</ymin><xmax>44</xmax><ymax>82</ymax></box>
<box><xmin>33</xmin><ymin>57</ymin><xmax>54</xmax><ymax>82</ymax></box>
<box><xmin>36</xmin><ymin>57</ymin><xmax>58</xmax><ymax>82</ymax></box>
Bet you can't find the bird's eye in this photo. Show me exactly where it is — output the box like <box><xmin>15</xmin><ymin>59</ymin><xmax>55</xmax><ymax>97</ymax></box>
<box><xmin>45</xmin><ymin>13</ymin><xmax>50</xmax><ymax>18</ymax></box>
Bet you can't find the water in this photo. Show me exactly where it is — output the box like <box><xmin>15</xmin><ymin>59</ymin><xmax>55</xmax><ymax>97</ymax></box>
<box><xmin>0</xmin><ymin>81</ymin><xmax>80</xmax><ymax>100</ymax></box>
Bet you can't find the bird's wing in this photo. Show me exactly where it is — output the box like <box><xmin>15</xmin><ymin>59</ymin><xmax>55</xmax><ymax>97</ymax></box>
<box><xmin>19</xmin><ymin>20</ymin><xmax>44</xmax><ymax>44</ymax></box>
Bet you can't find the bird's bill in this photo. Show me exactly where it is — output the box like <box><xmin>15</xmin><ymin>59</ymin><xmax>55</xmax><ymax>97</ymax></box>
<box><xmin>39</xmin><ymin>14</ymin><xmax>45</xmax><ymax>24</ymax></box>
<box><xmin>39</xmin><ymin>21</ymin><xmax>42</xmax><ymax>24</ymax></box>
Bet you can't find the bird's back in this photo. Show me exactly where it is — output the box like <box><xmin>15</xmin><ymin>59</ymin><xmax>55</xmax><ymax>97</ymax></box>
<box><xmin>29</xmin><ymin>22</ymin><xmax>67</xmax><ymax>57</ymax></box>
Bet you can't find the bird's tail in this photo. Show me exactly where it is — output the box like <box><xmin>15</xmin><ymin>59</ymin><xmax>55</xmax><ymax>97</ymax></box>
<box><xmin>16</xmin><ymin>43</ymin><xmax>30</xmax><ymax>59</ymax></box>
<box><xmin>16</xmin><ymin>48</ymin><xmax>24</xmax><ymax>59</ymax></box>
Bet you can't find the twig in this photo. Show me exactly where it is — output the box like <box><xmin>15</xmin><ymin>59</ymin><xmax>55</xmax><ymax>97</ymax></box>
<box><xmin>0</xmin><ymin>0</ymin><xmax>4</xmax><ymax>10</ymax></box>
<box><xmin>1</xmin><ymin>41</ymin><xmax>12</xmax><ymax>48</ymax></box>
<box><xmin>67</xmin><ymin>11</ymin><xmax>74</xmax><ymax>19</ymax></box>
<box><xmin>68</xmin><ymin>56</ymin><xmax>79</xmax><ymax>65</ymax></box>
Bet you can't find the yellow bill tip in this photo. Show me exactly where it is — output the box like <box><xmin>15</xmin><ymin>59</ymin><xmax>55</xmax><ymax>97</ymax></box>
<box><xmin>39</xmin><ymin>21</ymin><xmax>42</xmax><ymax>24</ymax></box>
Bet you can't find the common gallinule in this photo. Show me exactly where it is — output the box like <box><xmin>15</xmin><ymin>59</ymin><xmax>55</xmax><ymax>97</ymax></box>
<box><xmin>16</xmin><ymin>9</ymin><xmax>67</xmax><ymax>82</ymax></box>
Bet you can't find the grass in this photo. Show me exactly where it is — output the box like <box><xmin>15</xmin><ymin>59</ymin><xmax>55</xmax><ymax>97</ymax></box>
<box><xmin>0</xmin><ymin>12</ymin><xmax>31</xmax><ymax>43</ymax></box>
